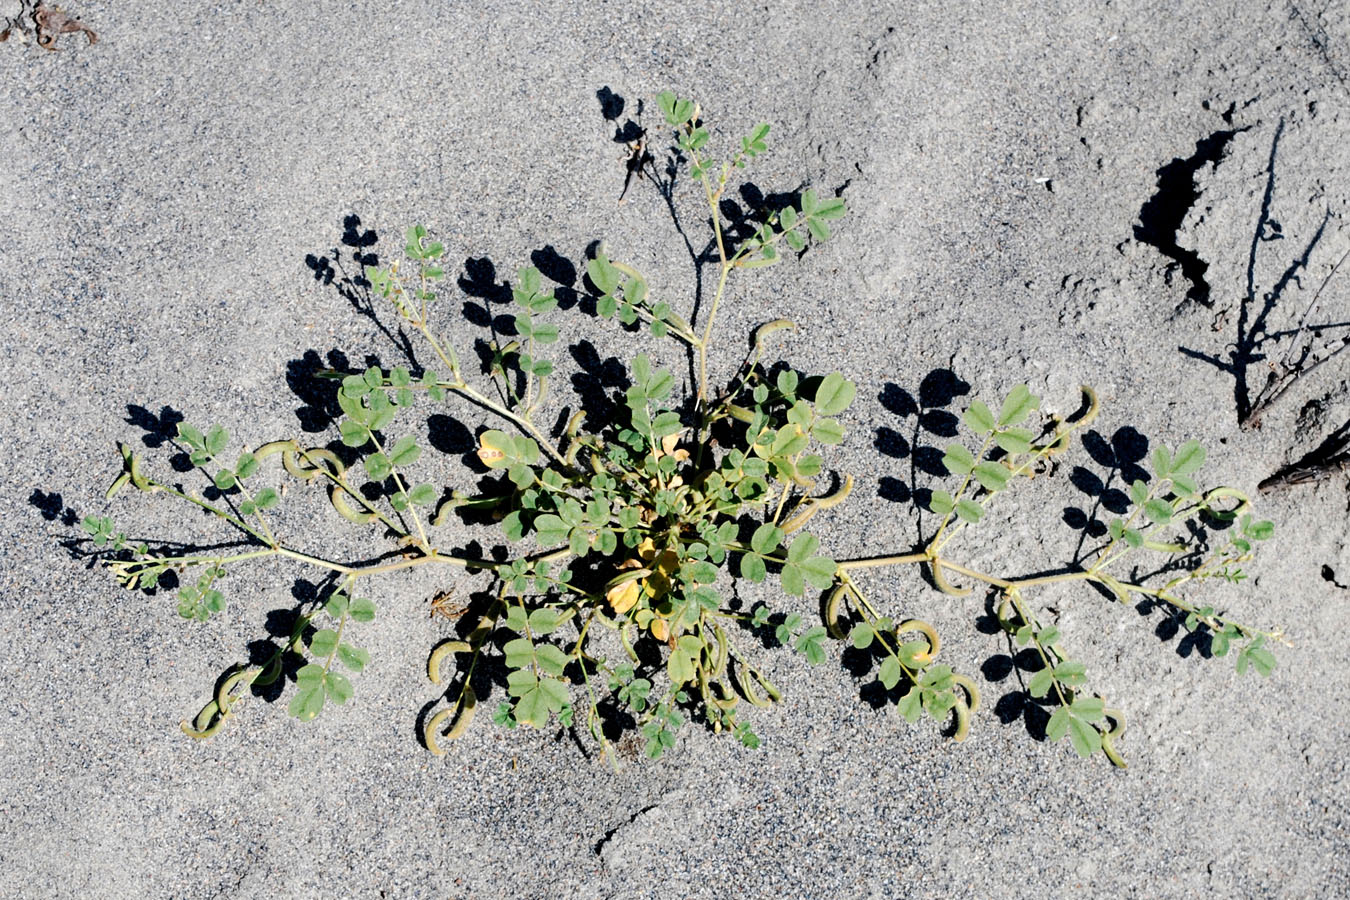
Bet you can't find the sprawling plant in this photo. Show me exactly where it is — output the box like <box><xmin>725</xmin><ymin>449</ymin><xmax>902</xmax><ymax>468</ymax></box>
<box><xmin>83</xmin><ymin>92</ymin><xmax>1284</xmax><ymax>766</ymax></box>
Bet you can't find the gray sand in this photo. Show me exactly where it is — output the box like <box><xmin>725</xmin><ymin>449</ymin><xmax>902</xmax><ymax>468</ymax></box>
<box><xmin>1</xmin><ymin>1</ymin><xmax>1348</xmax><ymax>898</ymax></box>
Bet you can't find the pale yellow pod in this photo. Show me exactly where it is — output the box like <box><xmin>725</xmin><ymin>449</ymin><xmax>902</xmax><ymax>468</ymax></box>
<box><xmin>710</xmin><ymin>624</ymin><xmax>729</xmax><ymax>678</ymax></box>
<box><xmin>254</xmin><ymin>440</ymin><xmax>296</xmax><ymax>461</ymax></box>
<box><xmin>1101</xmin><ymin>707</ymin><xmax>1127</xmax><ymax>768</ymax></box>
<box><xmin>424</xmin><ymin>708</ymin><xmax>454</xmax><ymax>757</ymax></box>
<box><xmin>194</xmin><ymin>699</ymin><xmax>221</xmax><ymax>733</ymax></box>
<box><xmin>329</xmin><ymin>484</ymin><xmax>375</xmax><ymax>523</ymax></box>
<box><xmin>779</xmin><ymin>501</ymin><xmax>819</xmax><ymax>534</ymax></box>
<box><xmin>1095</xmin><ymin>573</ymin><xmax>1131</xmax><ymax>606</ymax></box>
<box><xmin>1076</xmin><ymin>385</ymin><xmax>1100</xmax><ymax>427</ymax></box>
<box><xmin>215</xmin><ymin>668</ymin><xmax>258</xmax><ymax>716</ymax></box>
<box><xmin>710</xmin><ymin>679</ymin><xmax>740</xmax><ymax>711</ymax></box>
<box><xmin>950</xmin><ymin>673</ymin><xmax>981</xmax><ymax>714</ymax></box>
<box><xmin>895</xmin><ymin>619</ymin><xmax>941</xmax><ymax>663</ymax></box>
<box><xmin>446</xmin><ymin>687</ymin><xmax>478</xmax><ymax>740</ymax></box>
<box><xmin>281</xmin><ymin>449</ymin><xmax>308</xmax><ymax>479</ymax></box>
<box><xmin>253</xmin><ymin>655</ymin><xmax>282</xmax><ymax>687</ymax></box>
<box><xmin>813</xmin><ymin>474</ymin><xmax>854</xmax><ymax>510</ymax></box>
<box><xmin>724</xmin><ymin>404</ymin><xmax>756</xmax><ymax>424</ymax></box>
<box><xmin>427</xmin><ymin>640</ymin><xmax>472</xmax><ymax>684</ymax></box>
<box><xmin>105</xmin><ymin>471</ymin><xmax>131</xmax><ymax>500</ymax></box>
<box><xmin>824</xmin><ymin>583</ymin><xmax>848</xmax><ymax>640</ymax></box>
<box><xmin>931</xmin><ymin>561</ymin><xmax>971</xmax><ymax>597</ymax></box>
<box><xmin>758</xmin><ymin>672</ymin><xmax>783</xmax><ymax>702</ymax></box>
<box><xmin>750</xmin><ymin>318</ymin><xmax>797</xmax><ymax>349</ymax></box>
<box><xmin>951</xmin><ymin>699</ymin><xmax>971</xmax><ymax>743</ymax></box>
<box><xmin>736</xmin><ymin>664</ymin><xmax>772</xmax><ymax>708</ymax></box>
<box><xmin>126</xmin><ymin>446</ymin><xmax>159</xmax><ymax>493</ymax></box>
<box><xmin>289</xmin><ymin>447</ymin><xmax>345</xmax><ymax>480</ymax></box>
<box><xmin>180</xmin><ymin>717</ymin><xmax>225</xmax><ymax>740</ymax></box>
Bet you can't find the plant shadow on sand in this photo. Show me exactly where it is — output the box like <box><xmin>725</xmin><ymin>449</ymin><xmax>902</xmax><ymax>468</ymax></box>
<box><xmin>864</xmin><ymin>373</ymin><xmax>1255</xmax><ymax>746</ymax></box>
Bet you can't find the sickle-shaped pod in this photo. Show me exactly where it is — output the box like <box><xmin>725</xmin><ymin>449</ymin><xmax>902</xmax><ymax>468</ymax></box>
<box><xmin>215</xmin><ymin>667</ymin><xmax>259</xmax><ymax>717</ymax></box>
<box><xmin>824</xmin><ymin>582</ymin><xmax>849</xmax><ymax>639</ymax></box>
<box><xmin>735</xmin><ymin>661</ymin><xmax>780</xmax><ymax>708</ymax></box>
<box><xmin>895</xmin><ymin>619</ymin><xmax>941</xmax><ymax>664</ymax></box>
<box><xmin>931</xmin><ymin>560</ymin><xmax>971</xmax><ymax>597</ymax></box>
<box><xmin>1100</xmin><ymin>707</ymin><xmax>1127</xmax><ymax>768</ymax></box>
<box><xmin>328</xmin><ymin>484</ymin><xmax>376</xmax><ymax>524</ymax></box>
<box><xmin>424</xmin><ymin>686</ymin><xmax>479</xmax><ymax>756</ymax></box>
<box><xmin>950</xmin><ymin>673</ymin><xmax>981</xmax><ymax>714</ymax></box>
<box><xmin>951</xmin><ymin>699</ymin><xmax>972</xmax><ymax>742</ymax></box>
<box><xmin>427</xmin><ymin>640</ymin><xmax>472</xmax><ymax>685</ymax></box>
<box><xmin>709</xmin><ymin>624</ymin><xmax>730</xmax><ymax>679</ymax></box>
<box><xmin>781</xmin><ymin>474</ymin><xmax>854</xmax><ymax>533</ymax></box>
<box><xmin>749</xmin><ymin>318</ymin><xmax>797</xmax><ymax>351</ymax></box>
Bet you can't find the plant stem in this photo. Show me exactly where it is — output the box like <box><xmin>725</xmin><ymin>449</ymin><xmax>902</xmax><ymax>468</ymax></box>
<box><xmin>367</xmin><ymin>431</ymin><xmax>430</xmax><ymax>551</ymax></box>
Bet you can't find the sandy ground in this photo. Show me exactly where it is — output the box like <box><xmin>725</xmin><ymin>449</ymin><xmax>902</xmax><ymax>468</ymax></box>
<box><xmin>1</xmin><ymin>1</ymin><xmax>1348</xmax><ymax>898</ymax></box>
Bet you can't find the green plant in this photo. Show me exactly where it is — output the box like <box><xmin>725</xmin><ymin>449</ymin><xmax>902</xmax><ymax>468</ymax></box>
<box><xmin>83</xmin><ymin>91</ymin><xmax>1285</xmax><ymax>767</ymax></box>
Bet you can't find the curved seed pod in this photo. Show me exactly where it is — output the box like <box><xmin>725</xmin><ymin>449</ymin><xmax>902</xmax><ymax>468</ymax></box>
<box><xmin>710</xmin><ymin>624</ymin><xmax>729</xmax><ymax>678</ymax></box>
<box><xmin>931</xmin><ymin>561</ymin><xmax>971</xmax><ymax>597</ymax></box>
<box><xmin>565</xmin><ymin>409</ymin><xmax>586</xmax><ymax>440</ymax></box>
<box><xmin>431</xmin><ymin>491</ymin><xmax>462</xmax><ymax>527</ymax></box>
<box><xmin>710</xmin><ymin>678</ymin><xmax>740</xmax><ymax>711</ymax></box>
<box><xmin>1041</xmin><ymin>386</ymin><xmax>1100</xmax><ymax>453</ymax></box>
<box><xmin>562</xmin><ymin>411</ymin><xmax>587</xmax><ymax>465</ymax></box>
<box><xmin>994</xmin><ymin>591</ymin><xmax>1017</xmax><ymax>628</ymax></box>
<box><xmin>254</xmin><ymin>440</ymin><xmax>296</xmax><ymax>461</ymax></box>
<box><xmin>1041</xmin><ymin>389</ymin><xmax>1099</xmax><ymax>455</ymax></box>
<box><xmin>1201</xmin><ymin>486</ymin><xmax>1250</xmax><ymax>520</ymax></box>
<box><xmin>824</xmin><ymin>582</ymin><xmax>848</xmax><ymax>639</ymax></box>
<box><xmin>951</xmin><ymin>699</ymin><xmax>972</xmax><ymax>742</ymax></box>
<box><xmin>950</xmin><ymin>673</ymin><xmax>981</xmax><ymax>714</ymax></box>
<box><xmin>1073</xmin><ymin>385</ymin><xmax>1100</xmax><ymax>428</ymax></box>
<box><xmin>619</xmin><ymin>624</ymin><xmax>639</xmax><ymax>663</ymax></box>
<box><xmin>783</xmin><ymin>474</ymin><xmax>855</xmax><ymax>533</ymax></box>
<box><xmin>779</xmin><ymin>501</ymin><xmax>820</xmax><ymax>534</ymax></box>
<box><xmin>215</xmin><ymin>668</ymin><xmax>258</xmax><ymax>717</ymax></box>
<box><xmin>758</xmin><ymin>671</ymin><xmax>782</xmax><ymax>702</ymax></box>
<box><xmin>724</xmin><ymin>404</ymin><xmax>756</xmax><ymax>424</ymax></box>
<box><xmin>282</xmin><ymin>449</ymin><xmax>308</xmax><ymax>479</ymax></box>
<box><xmin>895</xmin><ymin>619</ymin><xmax>941</xmax><ymax>663</ymax></box>
<box><xmin>329</xmin><ymin>484</ymin><xmax>375</xmax><ymax>523</ymax></box>
<box><xmin>1095</xmin><ymin>573</ymin><xmax>1131</xmax><ymax>606</ymax></box>
<box><xmin>194</xmin><ymin>699</ymin><xmax>222</xmax><ymax>733</ymax></box>
<box><xmin>288</xmin><ymin>447</ymin><xmax>346</xmax><ymax>481</ymax></box>
<box><xmin>750</xmin><ymin>318</ymin><xmax>797</xmax><ymax>350</ymax></box>
<box><xmin>813</xmin><ymin>474</ymin><xmax>854</xmax><ymax>510</ymax></box>
<box><xmin>427</xmin><ymin>640</ymin><xmax>472</xmax><ymax>685</ymax></box>
<box><xmin>609</xmin><ymin>260</ymin><xmax>649</xmax><ymax>303</ymax></box>
<box><xmin>424</xmin><ymin>707</ymin><xmax>454</xmax><ymax>757</ymax></box>
<box><xmin>180</xmin><ymin>714</ymin><xmax>226</xmax><ymax>740</ymax></box>
<box><xmin>532</xmin><ymin>374</ymin><xmax>549</xmax><ymax>410</ymax></box>
<box><xmin>467</xmin><ymin>609</ymin><xmax>499</xmax><ymax>646</ymax></box>
<box><xmin>124</xmin><ymin>444</ymin><xmax>159</xmax><ymax>493</ymax></box>
<box><xmin>1100</xmin><ymin>706</ymin><xmax>1127</xmax><ymax>767</ymax></box>
<box><xmin>664</xmin><ymin>310</ymin><xmax>694</xmax><ymax>336</ymax></box>
<box><xmin>105</xmin><ymin>470</ymin><xmax>131</xmax><ymax>500</ymax></box>
<box><xmin>735</xmin><ymin>663</ymin><xmax>773</xmax><ymax>708</ymax></box>
<box><xmin>252</xmin><ymin>655</ymin><xmax>283</xmax><ymax>687</ymax></box>
<box><xmin>1101</xmin><ymin>735</ymin><xmax>1127</xmax><ymax>768</ymax></box>
<box><xmin>444</xmin><ymin>686</ymin><xmax>478</xmax><ymax>741</ymax></box>
<box><xmin>307</xmin><ymin>447</ymin><xmax>346</xmax><ymax>474</ymax></box>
